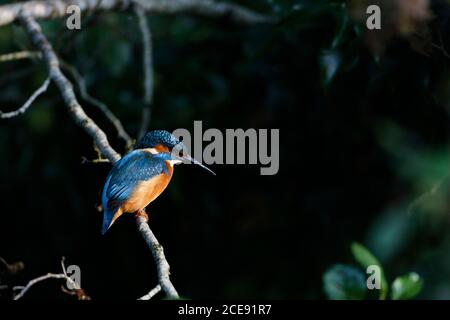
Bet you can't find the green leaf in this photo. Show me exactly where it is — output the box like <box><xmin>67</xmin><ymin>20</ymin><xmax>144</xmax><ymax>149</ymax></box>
<box><xmin>391</xmin><ymin>273</ymin><xmax>423</xmax><ymax>300</ymax></box>
<box><xmin>351</xmin><ymin>242</ymin><xmax>380</xmax><ymax>267</ymax></box>
<box><xmin>323</xmin><ymin>264</ymin><xmax>367</xmax><ymax>300</ymax></box>
<box><xmin>351</xmin><ymin>242</ymin><xmax>389</xmax><ymax>299</ymax></box>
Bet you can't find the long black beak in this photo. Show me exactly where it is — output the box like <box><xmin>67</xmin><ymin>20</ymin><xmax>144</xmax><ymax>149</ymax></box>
<box><xmin>181</xmin><ymin>155</ymin><xmax>216</xmax><ymax>175</ymax></box>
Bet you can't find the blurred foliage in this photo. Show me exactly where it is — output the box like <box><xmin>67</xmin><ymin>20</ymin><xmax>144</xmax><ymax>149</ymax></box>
<box><xmin>351</xmin><ymin>242</ymin><xmax>388</xmax><ymax>299</ymax></box>
<box><xmin>324</xmin><ymin>243</ymin><xmax>423</xmax><ymax>300</ymax></box>
<box><xmin>323</xmin><ymin>264</ymin><xmax>367</xmax><ymax>300</ymax></box>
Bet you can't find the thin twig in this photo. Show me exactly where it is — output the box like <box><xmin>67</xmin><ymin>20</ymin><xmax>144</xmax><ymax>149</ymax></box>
<box><xmin>13</xmin><ymin>273</ymin><xmax>67</xmax><ymax>300</ymax></box>
<box><xmin>0</xmin><ymin>256</ymin><xmax>24</xmax><ymax>275</ymax></box>
<box><xmin>60</xmin><ymin>61</ymin><xmax>133</xmax><ymax>148</ymax></box>
<box><xmin>139</xmin><ymin>284</ymin><xmax>162</xmax><ymax>300</ymax></box>
<box><xmin>0</xmin><ymin>77</ymin><xmax>50</xmax><ymax>119</ymax></box>
<box><xmin>13</xmin><ymin>273</ymin><xmax>82</xmax><ymax>300</ymax></box>
<box><xmin>433</xmin><ymin>27</ymin><xmax>450</xmax><ymax>59</ymax></box>
<box><xmin>0</xmin><ymin>50</ymin><xmax>41</xmax><ymax>62</ymax></box>
<box><xmin>3</xmin><ymin>0</ymin><xmax>254</xmax><ymax>300</ymax></box>
<box><xmin>432</xmin><ymin>43</ymin><xmax>450</xmax><ymax>59</ymax></box>
<box><xmin>136</xmin><ymin>216</ymin><xmax>179</xmax><ymax>299</ymax></box>
<box><xmin>19</xmin><ymin>11</ymin><xmax>121</xmax><ymax>163</ymax></box>
<box><xmin>18</xmin><ymin>11</ymin><xmax>180</xmax><ymax>299</ymax></box>
<box><xmin>81</xmin><ymin>156</ymin><xmax>110</xmax><ymax>164</ymax></box>
<box><xmin>135</xmin><ymin>4</ymin><xmax>153</xmax><ymax>139</ymax></box>
<box><xmin>138</xmin><ymin>107</ymin><xmax>151</xmax><ymax>140</ymax></box>
<box><xmin>12</xmin><ymin>286</ymin><xmax>25</xmax><ymax>291</ymax></box>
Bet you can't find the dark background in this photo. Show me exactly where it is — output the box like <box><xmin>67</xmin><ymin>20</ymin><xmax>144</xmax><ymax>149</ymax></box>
<box><xmin>0</xmin><ymin>0</ymin><xmax>450</xmax><ymax>299</ymax></box>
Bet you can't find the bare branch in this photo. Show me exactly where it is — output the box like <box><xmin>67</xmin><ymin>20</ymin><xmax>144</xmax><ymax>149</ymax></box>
<box><xmin>135</xmin><ymin>4</ymin><xmax>153</xmax><ymax>140</ymax></box>
<box><xmin>18</xmin><ymin>11</ymin><xmax>121</xmax><ymax>163</ymax></box>
<box><xmin>136</xmin><ymin>216</ymin><xmax>179</xmax><ymax>299</ymax></box>
<box><xmin>12</xmin><ymin>286</ymin><xmax>25</xmax><ymax>291</ymax></box>
<box><xmin>60</xmin><ymin>285</ymin><xmax>91</xmax><ymax>300</ymax></box>
<box><xmin>60</xmin><ymin>256</ymin><xmax>68</xmax><ymax>277</ymax></box>
<box><xmin>139</xmin><ymin>284</ymin><xmax>162</xmax><ymax>300</ymax></box>
<box><xmin>0</xmin><ymin>77</ymin><xmax>50</xmax><ymax>119</ymax></box>
<box><xmin>135</xmin><ymin>6</ymin><xmax>154</xmax><ymax>106</ymax></box>
<box><xmin>13</xmin><ymin>257</ymin><xmax>89</xmax><ymax>300</ymax></box>
<box><xmin>81</xmin><ymin>156</ymin><xmax>110</xmax><ymax>164</ymax></box>
<box><xmin>60</xmin><ymin>61</ymin><xmax>133</xmax><ymax>148</ymax></box>
<box><xmin>18</xmin><ymin>14</ymin><xmax>180</xmax><ymax>298</ymax></box>
<box><xmin>0</xmin><ymin>50</ymin><xmax>41</xmax><ymax>62</ymax></box>
<box><xmin>0</xmin><ymin>0</ymin><xmax>274</xmax><ymax>28</ymax></box>
<box><xmin>13</xmin><ymin>273</ymin><xmax>85</xmax><ymax>300</ymax></box>
<box><xmin>432</xmin><ymin>43</ymin><xmax>450</xmax><ymax>59</ymax></box>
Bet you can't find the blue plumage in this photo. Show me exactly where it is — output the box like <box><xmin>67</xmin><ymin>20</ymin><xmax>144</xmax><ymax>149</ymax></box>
<box><xmin>100</xmin><ymin>130</ymin><xmax>213</xmax><ymax>234</ymax></box>
<box><xmin>101</xmin><ymin>150</ymin><xmax>172</xmax><ymax>234</ymax></box>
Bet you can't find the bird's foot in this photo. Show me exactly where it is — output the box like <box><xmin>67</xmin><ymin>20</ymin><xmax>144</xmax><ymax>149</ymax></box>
<box><xmin>135</xmin><ymin>209</ymin><xmax>149</xmax><ymax>223</ymax></box>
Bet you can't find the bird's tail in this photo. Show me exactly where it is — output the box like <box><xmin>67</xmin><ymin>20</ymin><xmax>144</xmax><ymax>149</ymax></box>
<box><xmin>101</xmin><ymin>207</ymin><xmax>122</xmax><ymax>235</ymax></box>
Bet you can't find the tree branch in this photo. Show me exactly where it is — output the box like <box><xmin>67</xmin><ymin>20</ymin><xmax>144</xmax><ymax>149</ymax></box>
<box><xmin>19</xmin><ymin>10</ymin><xmax>121</xmax><ymax>163</ymax></box>
<box><xmin>13</xmin><ymin>273</ymin><xmax>67</xmax><ymax>300</ymax></box>
<box><xmin>0</xmin><ymin>77</ymin><xmax>50</xmax><ymax>119</ymax></box>
<box><xmin>139</xmin><ymin>284</ymin><xmax>162</xmax><ymax>300</ymax></box>
<box><xmin>136</xmin><ymin>216</ymin><xmax>179</xmax><ymax>299</ymax></box>
<box><xmin>135</xmin><ymin>5</ymin><xmax>154</xmax><ymax>106</ymax></box>
<box><xmin>135</xmin><ymin>4</ymin><xmax>153</xmax><ymax>140</ymax></box>
<box><xmin>0</xmin><ymin>0</ymin><xmax>274</xmax><ymax>28</ymax></box>
<box><xmin>19</xmin><ymin>12</ymin><xmax>180</xmax><ymax>298</ymax></box>
<box><xmin>13</xmin><ymin>257</ymin><xmax>90</xmax><ymax>300</ymax></box>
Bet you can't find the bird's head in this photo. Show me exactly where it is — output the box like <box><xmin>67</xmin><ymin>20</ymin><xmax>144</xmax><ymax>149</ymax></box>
<box><xmin>134</xmin><ymin>130</ymin><xmax>215</xmax><ymax>175</ymax></box>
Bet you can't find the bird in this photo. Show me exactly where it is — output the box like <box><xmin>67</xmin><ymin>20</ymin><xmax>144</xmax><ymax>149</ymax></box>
<box><xmin>101</xmin><ymin>130</ymin><xmax>215</xmax><ymax>234</ymax></box>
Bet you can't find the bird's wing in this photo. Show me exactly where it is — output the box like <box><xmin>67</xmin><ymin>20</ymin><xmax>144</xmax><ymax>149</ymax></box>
<box><xmin>101</xmin><ymin>150</ymin><xmax>170</xmax><ymax>234</ymax></box>
<box><xmin>102</xmin><ymin>150</ymin><xmax>169</xmax><ymax>211</ymax></box>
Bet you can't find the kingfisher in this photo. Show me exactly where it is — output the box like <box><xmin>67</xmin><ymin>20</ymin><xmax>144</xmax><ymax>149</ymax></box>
<box><xmin>101</xmin><ymin>130</ymin><xmax>215</xmax><ymax>234</ymax></box>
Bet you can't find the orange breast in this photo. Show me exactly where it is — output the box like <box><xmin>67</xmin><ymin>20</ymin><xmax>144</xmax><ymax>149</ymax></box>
<box><xmin>121</xmin><ymin>162</ymin><xmax>174</xmax><ymax>213</ymax></box>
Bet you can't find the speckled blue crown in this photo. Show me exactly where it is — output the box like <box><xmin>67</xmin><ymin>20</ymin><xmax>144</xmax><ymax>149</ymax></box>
<box><xmin>134</xmin><ymin>130</ymin><xmax>181</xmax><ymax>150</ymax></box>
